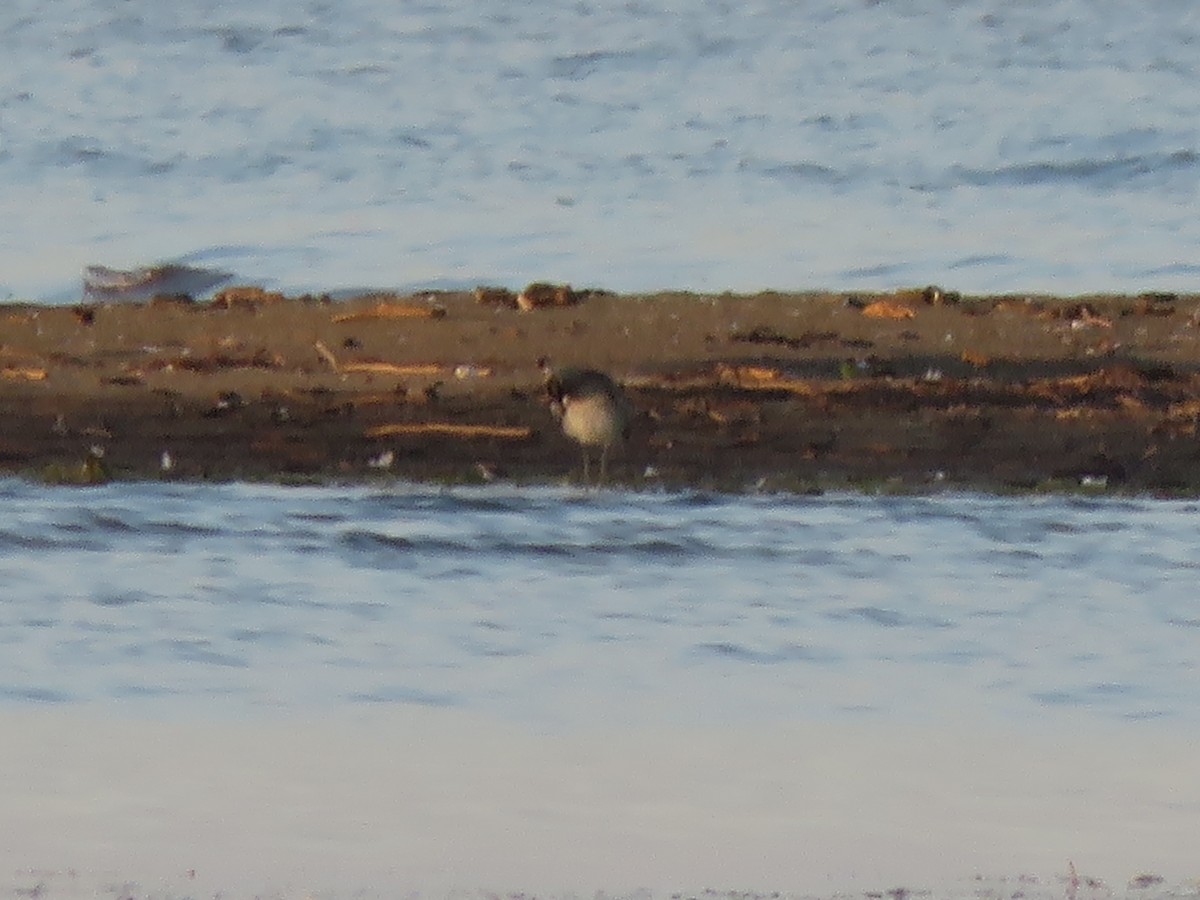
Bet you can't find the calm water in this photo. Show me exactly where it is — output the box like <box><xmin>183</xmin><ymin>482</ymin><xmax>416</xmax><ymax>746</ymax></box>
<box><xmin>2</xmin><ymin>479</ymin><xmax>1198</xmax><ymax>730</ymax></box>
<box><xmin>2</xmin><ymin>1</ymin><xmax>1199</xmax><ymax>300</ymax></box>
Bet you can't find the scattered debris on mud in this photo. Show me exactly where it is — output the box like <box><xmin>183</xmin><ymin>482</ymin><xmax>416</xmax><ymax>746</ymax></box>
<box><xmin>5</xmin><ymin>286</ymin><xmax>1200</xmax><ymax>492</ymax></box>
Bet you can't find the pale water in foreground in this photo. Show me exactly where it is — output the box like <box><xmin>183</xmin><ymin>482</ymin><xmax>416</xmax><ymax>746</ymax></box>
<box><xmin>1</xmin><ymin>482</ymin><xmax>1198</xmax><ymax>898</ymax></box>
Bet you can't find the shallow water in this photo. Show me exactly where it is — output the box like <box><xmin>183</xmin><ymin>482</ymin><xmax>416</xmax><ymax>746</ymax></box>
<box><xmin>3</xmin><ymin>479</ymin><xmax>1198</xmax><ymax>731</ymax></box>
<box><xmin>2</xmin><ymin>1</ymin><xmax>1198</xmax><ymax>300</ymax></box>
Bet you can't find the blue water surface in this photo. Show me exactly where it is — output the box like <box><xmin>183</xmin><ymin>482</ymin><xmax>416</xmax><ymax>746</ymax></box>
<box><xmin>1</xmin><ymin>479</ymin><xmax>1197</xmax><ymax>730</ymax></box>
<box><xmin>1</xmin><ymin>1</ymin><xmax>1198</xmax><ymax>299</ymax></box>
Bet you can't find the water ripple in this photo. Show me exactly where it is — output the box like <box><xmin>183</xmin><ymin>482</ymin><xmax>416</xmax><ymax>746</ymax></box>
<box><xmin>694</xmin><ymin>641</ymin><xmax>838</xmax><ymax>665</ymax></box>
<box><xmin>950</xmin><ymin>150</ymin><xmax>1200</xmax><ymax>188</ymax></box>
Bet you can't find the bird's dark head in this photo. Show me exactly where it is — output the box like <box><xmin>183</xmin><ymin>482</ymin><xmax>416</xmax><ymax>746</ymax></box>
<box><xmin>537</xmin><ymin>356</ymin><xmax>562</xmax><ymax>398</ymax></box>
<box><xmin>544</xmin><ymin>377</ymin><xmax>565</xmax><ymax>404</ymax></box>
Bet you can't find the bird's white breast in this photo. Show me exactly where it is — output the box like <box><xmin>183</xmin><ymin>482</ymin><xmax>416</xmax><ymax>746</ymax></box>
<box><xmin>562</xmin><ymin>394</ymin><xmax>623</xmax><ymax>447</ymax></box>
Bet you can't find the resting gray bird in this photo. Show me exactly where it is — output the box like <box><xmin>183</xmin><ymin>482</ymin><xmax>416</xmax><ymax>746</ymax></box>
<box><xmin>538</xmin><ymin>357</ymin><xmax>631</xmax><ymax>484</ymax></box>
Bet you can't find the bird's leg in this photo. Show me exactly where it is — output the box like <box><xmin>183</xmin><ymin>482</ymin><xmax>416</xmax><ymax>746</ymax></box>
<box><xmin>580</xmin><ymin>449</ymin><xmax>591</xmax><ymax>484</ymax></box>
<box><xmin>598</xmin><ymin>445</ymin><xmax>610</xmax><ymax>484</ymax></box>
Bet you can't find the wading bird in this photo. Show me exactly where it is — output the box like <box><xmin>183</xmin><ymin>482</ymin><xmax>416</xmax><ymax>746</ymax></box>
<box><xmin>538</xmin><ymin>357</ymin><xmax>631</xmax><ymax>484</ymax></box>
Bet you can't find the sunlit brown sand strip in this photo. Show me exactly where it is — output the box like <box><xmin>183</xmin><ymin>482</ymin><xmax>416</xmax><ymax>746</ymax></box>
<box><xmin>2</xmin><ymin>285</ymin><xmax>1199</xmax><ymax>491</ymax></box>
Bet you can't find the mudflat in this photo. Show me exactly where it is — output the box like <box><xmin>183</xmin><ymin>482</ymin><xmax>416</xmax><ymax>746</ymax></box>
<box><xmin>3</xmin><ymin>286</ymin><xmax>1200</xmax><ymax>492</ymax></box>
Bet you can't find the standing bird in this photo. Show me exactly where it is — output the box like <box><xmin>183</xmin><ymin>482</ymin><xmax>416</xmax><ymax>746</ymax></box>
<box><xmin>538</xmin><ymin>357</ymin><xmax>631</xmax><ymax>484</ymax></box>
